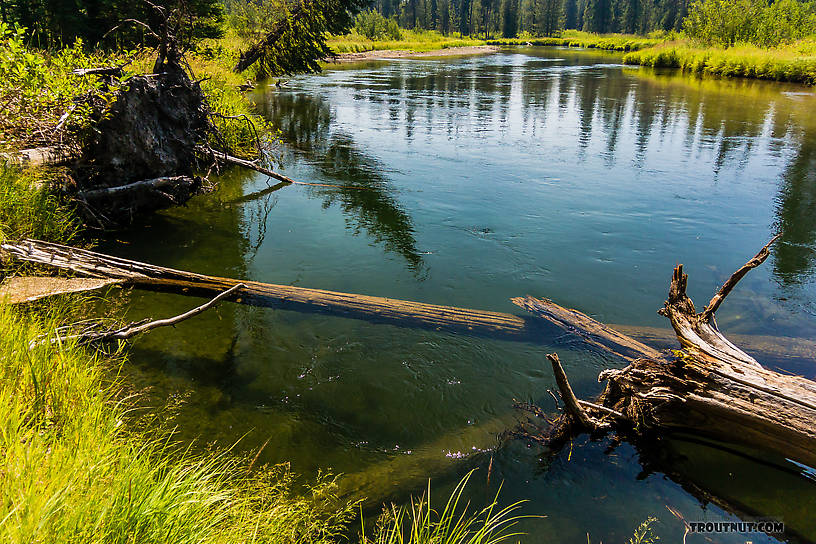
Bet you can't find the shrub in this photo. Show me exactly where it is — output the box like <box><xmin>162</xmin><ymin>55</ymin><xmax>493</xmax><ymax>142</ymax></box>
<box><xmin>354</xmin><ymin>10</ymin><xmax>402</xmax><ymax>41</ymax></box>
<box><xmin>0</xmin><ymin>22</ymin><xmax>122</xmax><ymax>150</ymax></box>
<box><xmin>684</xmin><ymin>0</ymin><xmax>816</xmax><ymax>48</ymax></box>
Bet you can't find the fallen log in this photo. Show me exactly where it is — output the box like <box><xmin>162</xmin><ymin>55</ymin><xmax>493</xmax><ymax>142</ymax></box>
<box><xmin>514</xmin><ymin>237</ymin><xmax>816</xmax><ymax>469</ymax></box>
<box><xmin>3</xmin><ymin>239</ymin><xmax>814</xmax><ymax>368</ymax></box>
<box><xmin>0</xmin><ymin>146</ymin><xmax>78</xmax><ymax>167</ymax></box>
<box><xmin>76</xmin><ymin>176</ymin><xmax>199</xmax><ymax>201</ymax></box>
<box><xmin>1</xmin><ymin>239</ymin><xmax>535</xmax><ymax>339</ymax></box>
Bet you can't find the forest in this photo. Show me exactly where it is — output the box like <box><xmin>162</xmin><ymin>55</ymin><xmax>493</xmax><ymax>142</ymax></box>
<box><xmin>359</xmin><ymin>0</ymin><xmax>816</xmax><ymax>43</ymax></box>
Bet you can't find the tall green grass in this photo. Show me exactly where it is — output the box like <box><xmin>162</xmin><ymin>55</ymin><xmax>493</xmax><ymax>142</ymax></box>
<box><xmin>362</xmin><ymin>471</ymin><xmax>530</xmax><ymax>544</ymax></box>
<box><xmin>0</xmin><ymin>301</ymin><xmax>360</xmax><ymax>544</ymax></box>
<box><xmin>624</xmin><ymin>38</ymin><xmax>816</xmax><ymax>85</ymax></box>
<box><xmin>487</xmin><ymin>30</ymin><xmax>668</xmax><ymax>52</ymax></box>
<box><xmin>0</xmin><ymin>166</ymin><xmax>359</xmax><ymax>543</ymax></box>
<box><xmin>0</xmin><ymin>166</ymin><xmax>79</xmax><ymax>246</ymax></box>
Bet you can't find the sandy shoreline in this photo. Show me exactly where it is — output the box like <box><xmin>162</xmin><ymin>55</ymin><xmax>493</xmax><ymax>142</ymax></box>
<box><xmin>328</xmin><ymin>45</ymin><xmax>500</xmax><ymax>63</ymax></box>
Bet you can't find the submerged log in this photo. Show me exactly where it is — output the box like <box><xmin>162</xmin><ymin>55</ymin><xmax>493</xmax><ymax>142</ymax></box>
<box><xmin>0</xmin><ymin>276</ymin><xmax>118</xmax><ymax>304</ymax></box>
<box><xmin>515</xmin><ymin>237</ymin><xmax>816</xmax><ymax>469</ymax></box>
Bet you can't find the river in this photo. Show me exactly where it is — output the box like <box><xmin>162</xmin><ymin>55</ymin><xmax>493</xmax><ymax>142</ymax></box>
<box><xmin>100</xmin><ymin>47</ymin><xmax>816</xmax><ymax>542</ymax></box>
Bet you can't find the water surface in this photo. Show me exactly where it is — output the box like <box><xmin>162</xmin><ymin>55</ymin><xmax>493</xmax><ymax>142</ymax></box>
<box><xmin>103</xmin><ymin>48</ymin><xmax>816</xmax><ymax>542</ymax></box>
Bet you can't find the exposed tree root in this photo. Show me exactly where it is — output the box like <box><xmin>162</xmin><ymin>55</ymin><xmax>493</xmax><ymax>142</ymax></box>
<box><xmin>514</xmin><ymin>236</ymin><xmax>816</xmax><ymax>470</ymax></box>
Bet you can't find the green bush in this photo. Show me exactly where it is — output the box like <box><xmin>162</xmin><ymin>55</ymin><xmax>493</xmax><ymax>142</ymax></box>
<box><xmin>354</xmin><ymin>10</ymin><xmax>402</xmax><ymax>41</ymax></box>
<box><xmin>684</xmin><ymin>0</ymin><xmax>816</xmax><ymax>48</ymax></box>
<box><xmin>0</xmin><ymin>22</ymin><xmax>126</xmax><ymax>150</ymax></box>
<box><xmin>755</xmin><ymin>0</ymin><xmax>816</xmax><ymax>47</ymax></box>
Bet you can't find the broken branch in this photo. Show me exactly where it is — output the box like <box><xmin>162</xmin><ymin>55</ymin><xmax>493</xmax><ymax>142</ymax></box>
<box><xmin>699</xmin><ymin>233</ymin><xmax>781</xmax><ymax>323</ymax></box>
<box><xmin>36</xmin><ymin>283</ymin><xmax>244</xmax><ymax>347</ymax></box>
<box><xmin>547</xmin><ymin>353</ymin><xmax>600</xmax><ymax>431</ymax></box>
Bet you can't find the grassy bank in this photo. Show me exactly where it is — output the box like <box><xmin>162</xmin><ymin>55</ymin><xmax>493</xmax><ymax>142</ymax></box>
<box><xmin>327</xmin><ymin>29</ymin><xmax>485</xmax><ymax>54</ymax></box>
<box><xmin>328</xmin><ymin>22</ymin><xmax>816</xmax><ymax>87</ymax></box>
<box><xmin>327</xmin><ymin>29</ymin><xmax>667</xmax><ymax>55</ymax></box>
<box><xmin>487</xmin><ymin>30</ymin><xmax>668</xmax><ymax>52</ymax></box>
<box><xmin>0</xmin><ymin>168</ymin><xmax>364</xmax><ymax>543</ymax></box>
<box><xmin>624</xmin><ymin>39</ymin><xmax>816</xmax><ymax>85</ymax></box>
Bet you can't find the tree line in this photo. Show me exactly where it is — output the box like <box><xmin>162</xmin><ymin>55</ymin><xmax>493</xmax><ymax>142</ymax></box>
<box><xmin>363</xmin><ymin>0</ymin><xmax>816</xmax><ymax>41</ymax></box>
<box><xmin>367</xmin><ymin>0</ymin><xmax>690</xmax><ymax>38</ymax></box>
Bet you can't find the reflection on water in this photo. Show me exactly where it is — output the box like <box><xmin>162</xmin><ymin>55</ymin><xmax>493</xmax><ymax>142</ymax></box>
<box><xmin>257</xmin><ymin>91</ymin><xmax>426</xmax><ymax>273</ymax></box>
<box><xmin>776</xmin><ymin>135</ymin><xmax>816</xmax><ymax>294</ymax></box>
<box><xmin>104</xmin><ymin>48</ymin><xmax>816</xmax><ymax>543</ymax></box>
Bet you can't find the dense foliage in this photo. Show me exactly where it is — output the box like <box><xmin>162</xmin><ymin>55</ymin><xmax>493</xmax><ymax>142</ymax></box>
<box><xmin>367</xmin><ymin>0</ymin><xmax>691</xmax><ymax>37</ymax></box>
<box><xmin>354</xmin><ymin>9</ymin><xmax>403</xmax><ymax>40</ymax></box>
<box><xmin>0</xmin><ymin>0</ymin><xmax>224</xmax><ymax>47</ymax></box>
<box><xmin>0</xmin><ymin>22</ymin><xmax>124</xmax><ymax>149</ymax></box>
<box><xmin>683</xmin><ymin>0</ymin><xmax>816</xmax><ymax>47</ymax></box>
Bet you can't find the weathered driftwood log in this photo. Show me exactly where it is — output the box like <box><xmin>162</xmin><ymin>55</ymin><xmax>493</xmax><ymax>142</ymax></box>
<box><xmin>1</xmin><ymin>239</ymin><xmax>534</xmax><ymax>339</ymax></box>
<box><xmin>76</xmin><ymin>175</ymin><xmax>205</xmax><ymax>225</ymax></box>
<box><xmin>77</xmin><ymin>175</ymin><xmax>202</xmax><ymax>203</ymax></box>
<box><xmin>0</xmin><ymin>146</ymin><xmax>78</xmax><ymax>167</ymax></box>
<box><xmin>514</xmin><ymin>237</ymin><xmax>816</xmax><ymax>469</ymax></box>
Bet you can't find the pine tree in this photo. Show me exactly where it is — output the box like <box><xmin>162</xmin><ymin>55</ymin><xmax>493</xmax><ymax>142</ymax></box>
<box><xmin>620</xmin><ymin>0</ymin><xmax>641</xmax><ymax>33</ymax></box>
<box><xmin>582</xmin><ymin>0</ymin><xmax>613</xmax><ymax>32</ymax></box>
<box><xmin>562</xmin><ymin>0</ymin><xmax>579</xmax><ymax>28</ymax></box>
<box><xmin>501</xmin><ymin>0</ymin><xmax>519</xmax><ymax>36</ymax></box>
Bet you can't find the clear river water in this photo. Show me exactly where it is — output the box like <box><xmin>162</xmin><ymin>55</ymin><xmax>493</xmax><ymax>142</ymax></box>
<box><xmin>101</xmin><ymin>47</ymin><xmax>816</xmax><ymax>542</ymax></box>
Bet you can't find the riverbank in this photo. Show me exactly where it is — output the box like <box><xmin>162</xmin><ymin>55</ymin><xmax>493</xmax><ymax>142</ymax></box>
<box><xmin>327</xmin><ymin>26</ymin><xmax>816</xmax><ymax>87</ymax></box>
<box><xmin>329</xmin><ymin>44</ymin><xmax>500</xmax><ymax>62</ymax></box>
<box><xmin>0</xmin><ymin>26</ymin><xmax>533</xmax><ymax>540</ymax></box>
<box><xmin>624</xmin><ymin>40</ymin><xmax>816</xmax><ymax>86</ymax></box>
<box><xmin>326</xmin><ymin>29</ymin><xmax>664</xmax><ymax>56</ymax></box>
<box><xmin>0</xmin><ymin>167</ymin><xmax>365</xmax><ymax>542</ymax></box>
<box><xmin>327</xmin><ymin>29</ymin><xmax>486</xmax><ymax>54</ymax></box>
<box><xmin>486</xmin><ymin>30</ymin><xmax>666</xmax><ymax>52</ymax></box>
